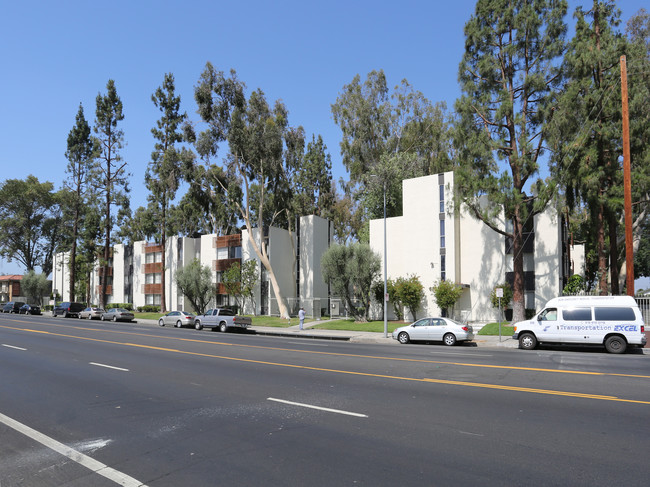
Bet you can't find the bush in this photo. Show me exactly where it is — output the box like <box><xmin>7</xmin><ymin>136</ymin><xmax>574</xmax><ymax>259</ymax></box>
<box><xmin>430</xmin><ymin>280</ymin><xmax>463</xmax><ymax>317</ymax></box>
<box><xmin>106</xmin><ymin>303</ymin><xmax>134</xmax><ymax>311</ymax></box>
<box><xmin>136</xmin><ymin>305</ymin><xmax>160</xmax><ymax>313</ymax></box>
<box><xmin>490</xmin><ymin>283</ymin><xmax>513</xmax><ymax>309</ymax></box>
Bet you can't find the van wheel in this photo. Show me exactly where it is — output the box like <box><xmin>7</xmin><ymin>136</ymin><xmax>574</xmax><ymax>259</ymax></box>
<box><xmin>605</xmin><ymin>335</ymin><xmax>627</xmax><ymax>354</ymax></box>
<box><xmin>519</xmin><ymin>333</ymin><xmax>537</xmax><ymax>350</ymax></box>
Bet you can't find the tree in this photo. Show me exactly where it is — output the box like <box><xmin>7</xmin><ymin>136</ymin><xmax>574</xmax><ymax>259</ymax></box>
<box><xmin>396</xmin><ymin>275</ymin><xmax>425</xmax><ymax>320</ymax></box>
<box><xmin>454</xmin><ymin>0</ymin><xmax>567</xmax><ymax>322</ymax></box>
<box><xmin>175</xmin><ymin>259</ymin><xmax>213</xmax><ymax>315</ymax></box>
<box><xmin>292</xmin><ymin>134</ymin><xmax>335</xmax><ymax>219</ymax></box>
<box><xmin>321</xmin><ymin>243</ymin><xmax>380</xmax><ymax>322</ymax></box>
<box><xmin>21</xmin><ymin>270</ymin><xmax>50</xmax><ymax>305</ymax></box>
<box><xmin>146</xmin><ymin>73</ymin><xmax>190</xmax><ymax>313</ymax></box>
<box><xmin>222</xmin><ymin>259</ymin><xmax>259</xmax><ymax>313</ymax></box>
<box><xmin>94</xmin><ymin>79</ymin><xmax>130</xmax><ymax>308</ymax></box>
<box><xmin>193</xmin><ymin>63</ymin><xmax>298</xmax><ymax>318</ymax></box>
<box><xmin>0</xmin><ymin>176</ymin><xmax>59</xmax><ymax>273</ymax></box>
<box><xmin>63</xmin><ymin>103</ymin><xmax>96</xmax><ymax>301</ymax></box>
<box><xmin>332</xmin><ymin>71</ymin><xmax>453</xmax><ymax>235</ymax></box>
<box><xmin>549</xmin><ymin>1</ymin><xmax>628</xmax><ymax>295</ymax></box>
<box><xmin>431</xmin><ymin>280</ymin><xmax>464</xmax><ymax>318</ymax></box>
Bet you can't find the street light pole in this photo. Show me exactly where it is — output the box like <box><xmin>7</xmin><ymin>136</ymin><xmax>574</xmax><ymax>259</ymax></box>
<box><xmin>383</xmin><ymin>180</ymin><xmax>388</xmax><ymax>338</ymax></box>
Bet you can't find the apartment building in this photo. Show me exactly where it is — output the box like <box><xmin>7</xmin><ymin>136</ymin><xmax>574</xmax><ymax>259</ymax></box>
<box><xmin>369</xmin><ymin>172</ymin><xmax>584</xmax><ymax>322</ymax></box>
<box><xmin>51</xmin><ymin>215</ymin><xmax>334</xmax><ymax>316</ymax></box>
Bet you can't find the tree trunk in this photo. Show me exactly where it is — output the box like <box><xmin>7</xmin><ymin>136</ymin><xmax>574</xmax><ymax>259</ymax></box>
<box><xmin>597</xmin><ymin>202</ymin><xmax>608</xmax><ymax>295</ymax></box>
<box><xmin>608</xmin><ymin>210</ymin><xmax>619</xmax><ymax>295</ymax></box>
<box><xmin>511</xmin><ymin>208</ymin><xmax>526</xmax><ymax>323</ymax></box>
<box><xmin>160</xmin><ymin>203</ymin><xmax>167</xmax><ymax>313</ymax></box>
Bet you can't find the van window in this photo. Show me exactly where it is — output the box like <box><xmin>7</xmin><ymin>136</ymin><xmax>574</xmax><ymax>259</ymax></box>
<box><xmin>594</xmin><ymin>307</ymin><xmax>636</xmax><ymax>321</ymax></box>
<box><xmin>538</xmin><ymin>308</ymin><xmax>557</xmax><ymax>321</ymax></box>
<box><xmin>562</xmin><ymin>308</ymin><xmax>592</xmax><ymax>321</ymax></box>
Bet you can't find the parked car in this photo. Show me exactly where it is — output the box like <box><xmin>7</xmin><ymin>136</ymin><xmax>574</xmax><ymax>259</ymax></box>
<box><xmin>79</xmin><ymin>307</ymin><xmax>105</xmax><ymax>320</ymax></box>
<box><xmin>194</xmin><ymin>308</ymin><xmax>252</xmax><ymax>332</ymax></box>
<box><xmin>3</xmin><ymin>301</ymin><xmax>26</xmax><ymax>313</ymax></box>
<box><xmin>392</xmin><ymin>317</ymin><xmax>474</xmax><ymax>346</ymax></box>
<box><xmin>53</xmin><ymin>302</ymin><xmax>85</xmax><ymax>318</ymax></box>
<box><xmin>101</xmin><ymin>308</ymin><xmax>134</xmax><ymax>322</ymax></box>
<box><xmin>158</xmin><ymin>311</ymin><xmax>196</xmax><ymax>328</ymax></box>
<box><xmin>19</xmin><ymin>304</ymin><xmax>41</xmax><ymax>315</ymax></box>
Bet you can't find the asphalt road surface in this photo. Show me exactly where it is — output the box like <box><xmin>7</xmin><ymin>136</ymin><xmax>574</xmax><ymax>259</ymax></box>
<box><xmin>1</xmin><ymin>313</ymin><xmax>649</xmax><ymax>486</ymax></box>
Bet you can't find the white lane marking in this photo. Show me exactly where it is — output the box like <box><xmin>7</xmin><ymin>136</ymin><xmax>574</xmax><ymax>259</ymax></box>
<box><xmin>89</xmin><ymin>362</ymin><xmax>129</xmax><ymax>372</ymax></box>
<box><xmin>0</xmin><ymin>411</ymin><xmax>146</xmax><ymax>486</ymax></box>
<box><xmin>268</xmin><ymin>398</ymin><xmax>368</xmax><ymax>418</ymax></box>
<box><xmin>2</xmin><ymin>344</ymin><xmax>27</xmax><ymax>351</ymax></box>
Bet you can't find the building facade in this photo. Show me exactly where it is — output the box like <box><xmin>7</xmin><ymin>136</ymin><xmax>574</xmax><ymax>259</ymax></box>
<box><xmin>369</xmin><ymin>172</ymin><xmax>584</xmax><ymax>322</ymax></box>
<box><xmin>51</xmin><ymin>215</ymin><xmax>334</xmax><ymax>317</ymax></box>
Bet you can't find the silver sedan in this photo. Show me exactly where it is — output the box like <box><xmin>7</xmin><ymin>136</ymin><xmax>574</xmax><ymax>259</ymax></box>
<box><xmin>158</xmin><ymin>311</ymin><xmax>196</xmax><ymax>328</ymax></box>
<box><xmin>79</xmin><ymin>307</ymin><xmax>105</xmax><ymax>320</ymax></box>
<box><xmin>392</xmin><ymin>317</ymin><xmax>474</xmax><ymax>346</ymax></box>
<box><xmin>101</xmin><ymin>308</ymin><xmax>134</xmax><ymax>322</ymax></box>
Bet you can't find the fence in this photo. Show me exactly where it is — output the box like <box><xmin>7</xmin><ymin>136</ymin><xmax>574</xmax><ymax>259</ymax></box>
<box><xmin>268</xmin><ymin>297</ymin><xmax>363</xmax><ymax>319</ymax></box>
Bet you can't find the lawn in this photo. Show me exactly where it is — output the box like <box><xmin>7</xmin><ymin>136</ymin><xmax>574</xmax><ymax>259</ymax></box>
<box><xmin>477</xmin><ymin>322</ymin><xmax>515</xmax><ymax>336</ymax></box>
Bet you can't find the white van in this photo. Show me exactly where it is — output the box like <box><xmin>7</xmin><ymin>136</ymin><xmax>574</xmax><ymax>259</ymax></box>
<box><xmin>512</xmin><ymin>296</ymin><xmax>647</xmax><ymax>354</ymax></box>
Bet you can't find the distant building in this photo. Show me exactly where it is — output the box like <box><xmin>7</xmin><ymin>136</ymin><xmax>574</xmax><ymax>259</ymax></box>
<box><xmin>369</xmin><ymin>172</ymin><xmax>584</xmax><ymax>322</ymax></box>
<box><xmin>0</xmin><ymin>275</ymin><xmax>23</xmax><ymax>303</ymax></box>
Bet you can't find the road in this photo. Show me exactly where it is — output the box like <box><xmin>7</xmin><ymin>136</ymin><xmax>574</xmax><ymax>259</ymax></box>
<box><xmin>1</xmin><ymin>313</ymin><xmax>649</xmax><ymax>486</ymax></box>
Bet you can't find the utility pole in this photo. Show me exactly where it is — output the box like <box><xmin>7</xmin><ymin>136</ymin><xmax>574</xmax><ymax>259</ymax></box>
<box><xmin>620</xmin><ymin>56</ymin><xmax>634</xmax><ymax>296</ymax></box>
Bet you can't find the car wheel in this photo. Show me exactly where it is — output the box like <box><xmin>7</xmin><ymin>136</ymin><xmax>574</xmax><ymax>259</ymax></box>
<box><xmin>398</xmin><ymin>332</ymin><xmax>410</xmax><ymax>344</ymax></box>
<box><xmin>63</xmin><ymin>312</ymin><xmax>68</xmax><ymax>318</ymax></box>
<box><xmin>78</xmin><ymin>314</ymin><xmax>82</xmax><ymax>319</ymax></box>
<box><xmin>605</xmin><ymin>335</ymin><xmax>627</xmax><ymax>354</ymax></box>
<box><xmin>88</xmin><ymin>314</ymin><xmax>92</xmax><ymax>320</ymax></box>
<box><xmin>519</xmin><ymin>332</ymin><xmax>537</xmax><ymax>350</ymax></box>
<box><xmin>113</xmin><ymin>316</ymin><xmax>117</xmax><ymax>322</ymax></box>
<box><xmin>101</xmin><ymin>315</ymin><xmax>105</xmax><ymax>321</ymax></box>
<box><xmin>158</xmin><ymin>319</ymin><xmax>165</xmax><ymax>327</ymax></box>
<box><xmin>219</xmin><ymin>322</ymin><xmax>228</xmax><ymax>333</ymax></box>
<box><xmin>195</xmin><ymin>321</ymin><xmax>203</xmax><ymax>330</ymax></box>
<box><xmin>443</xmin><ymin>333</ymin><xmax>457</xmax><ymax>346</ymax></box>
<box><xmin>175</xmin><ymin>320</ymin><xmax>182</xmax><ymax>328</ymax></box>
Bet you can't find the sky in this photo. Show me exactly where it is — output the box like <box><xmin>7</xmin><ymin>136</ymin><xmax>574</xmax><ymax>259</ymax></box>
<box><xmin>1</xmin><ymin>0</ymin><xmax>648</xmax><ymax>288</ymax></box>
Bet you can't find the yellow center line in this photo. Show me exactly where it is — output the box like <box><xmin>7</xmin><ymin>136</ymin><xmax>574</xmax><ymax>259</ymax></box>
<box><xmin>2</xmin><ymin>322</ymin><xmax>650</xmax><ymax>379</ymax></box>
<box><xmin>5</xmin><ymin>326</ymin><xmax>650</xmax><ymax>405</ymax></box>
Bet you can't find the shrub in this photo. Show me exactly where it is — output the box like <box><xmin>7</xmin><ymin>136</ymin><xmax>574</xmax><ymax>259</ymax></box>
<box><xmin>430</xmin><ymin>280</ymin><xmax>463</xmax><ymax>317</ymax></box>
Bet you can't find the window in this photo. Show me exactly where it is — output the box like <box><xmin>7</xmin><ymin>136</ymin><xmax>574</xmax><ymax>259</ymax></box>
<box><xmin>563</xmin><ymin>308</ymin><xmax>592</xmax><ymax>321</ymax></box>
<box><xmin>217</xmin><ymin>247</ymin><xmax>228</xmax><ymax>260</ymax></box>
<box><xmin>440</xmin><ymin>255</ymin><xmax>446</xmax><ymax>281</ymax></box>
<box><xmin>594</xmin><ymin>307</ymin><xmax>636</xmax><ymax>321</ymax></box>
<box><xmin>440</xmin><ymin>219</ymin><xmax>445</xmax><ymax>248</ymax></box>
<box><xmin>145</xmin><ymin>294</ymin><xmax>161</xmax><ymax>305</ymax></box>
<box><xmin>539</xmin><ymin>308</ymin><xmax>557</xmax><ymax>321</ymax></box>
<box><xmin>229</xmin><ymin>246</ymin><xmax>242</xmax><ymax>259</ymax></box>
<box><xmin>413</xmin><ymin>318</ymin><xmax>430</xmax><ymax>327</ymax></box>
<box><xmin>145</xmin><ymin>273</ymin><xmax>161</xmax><ymax>284</ymax></box>
<box><xmin>145</xmin><ymin>252</ymin><xmax>162</xmax><ymax>264</ymax></box>
<box><xmin>439</xmin><ymin>184</ymin><xmax>445</xmax><ymax>213</ymax></box>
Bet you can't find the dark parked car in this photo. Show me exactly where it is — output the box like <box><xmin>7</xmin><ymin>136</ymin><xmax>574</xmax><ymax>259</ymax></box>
<box><xmin>19</xmin><ymin>304</ymin><xmax>41</xmax><ymax>315</ymax></box>
<box><xmin>101</xmin><ymin>308</ymin><xmax>135</xmax><ymax>322</ymax></box>
<box><xmin>53</xmin><ymin>302</ymin><xmax>85</xmax><ymax>318</ymax></box>
<box><xmin>2</xmin><ymin>301</ymin><xmax>25</xmax><ymax>313</ymax></box>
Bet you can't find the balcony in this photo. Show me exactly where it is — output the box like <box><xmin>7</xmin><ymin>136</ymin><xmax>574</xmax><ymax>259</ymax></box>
<box><xmin>143</xmin><ymin>262</ymin><xmax>163</xmax><ymax>273</ymax></box>
<box><xmin>142</xmin><ymin>284</ymin><xmax>162</xmax><ymax>294</ymax></box>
